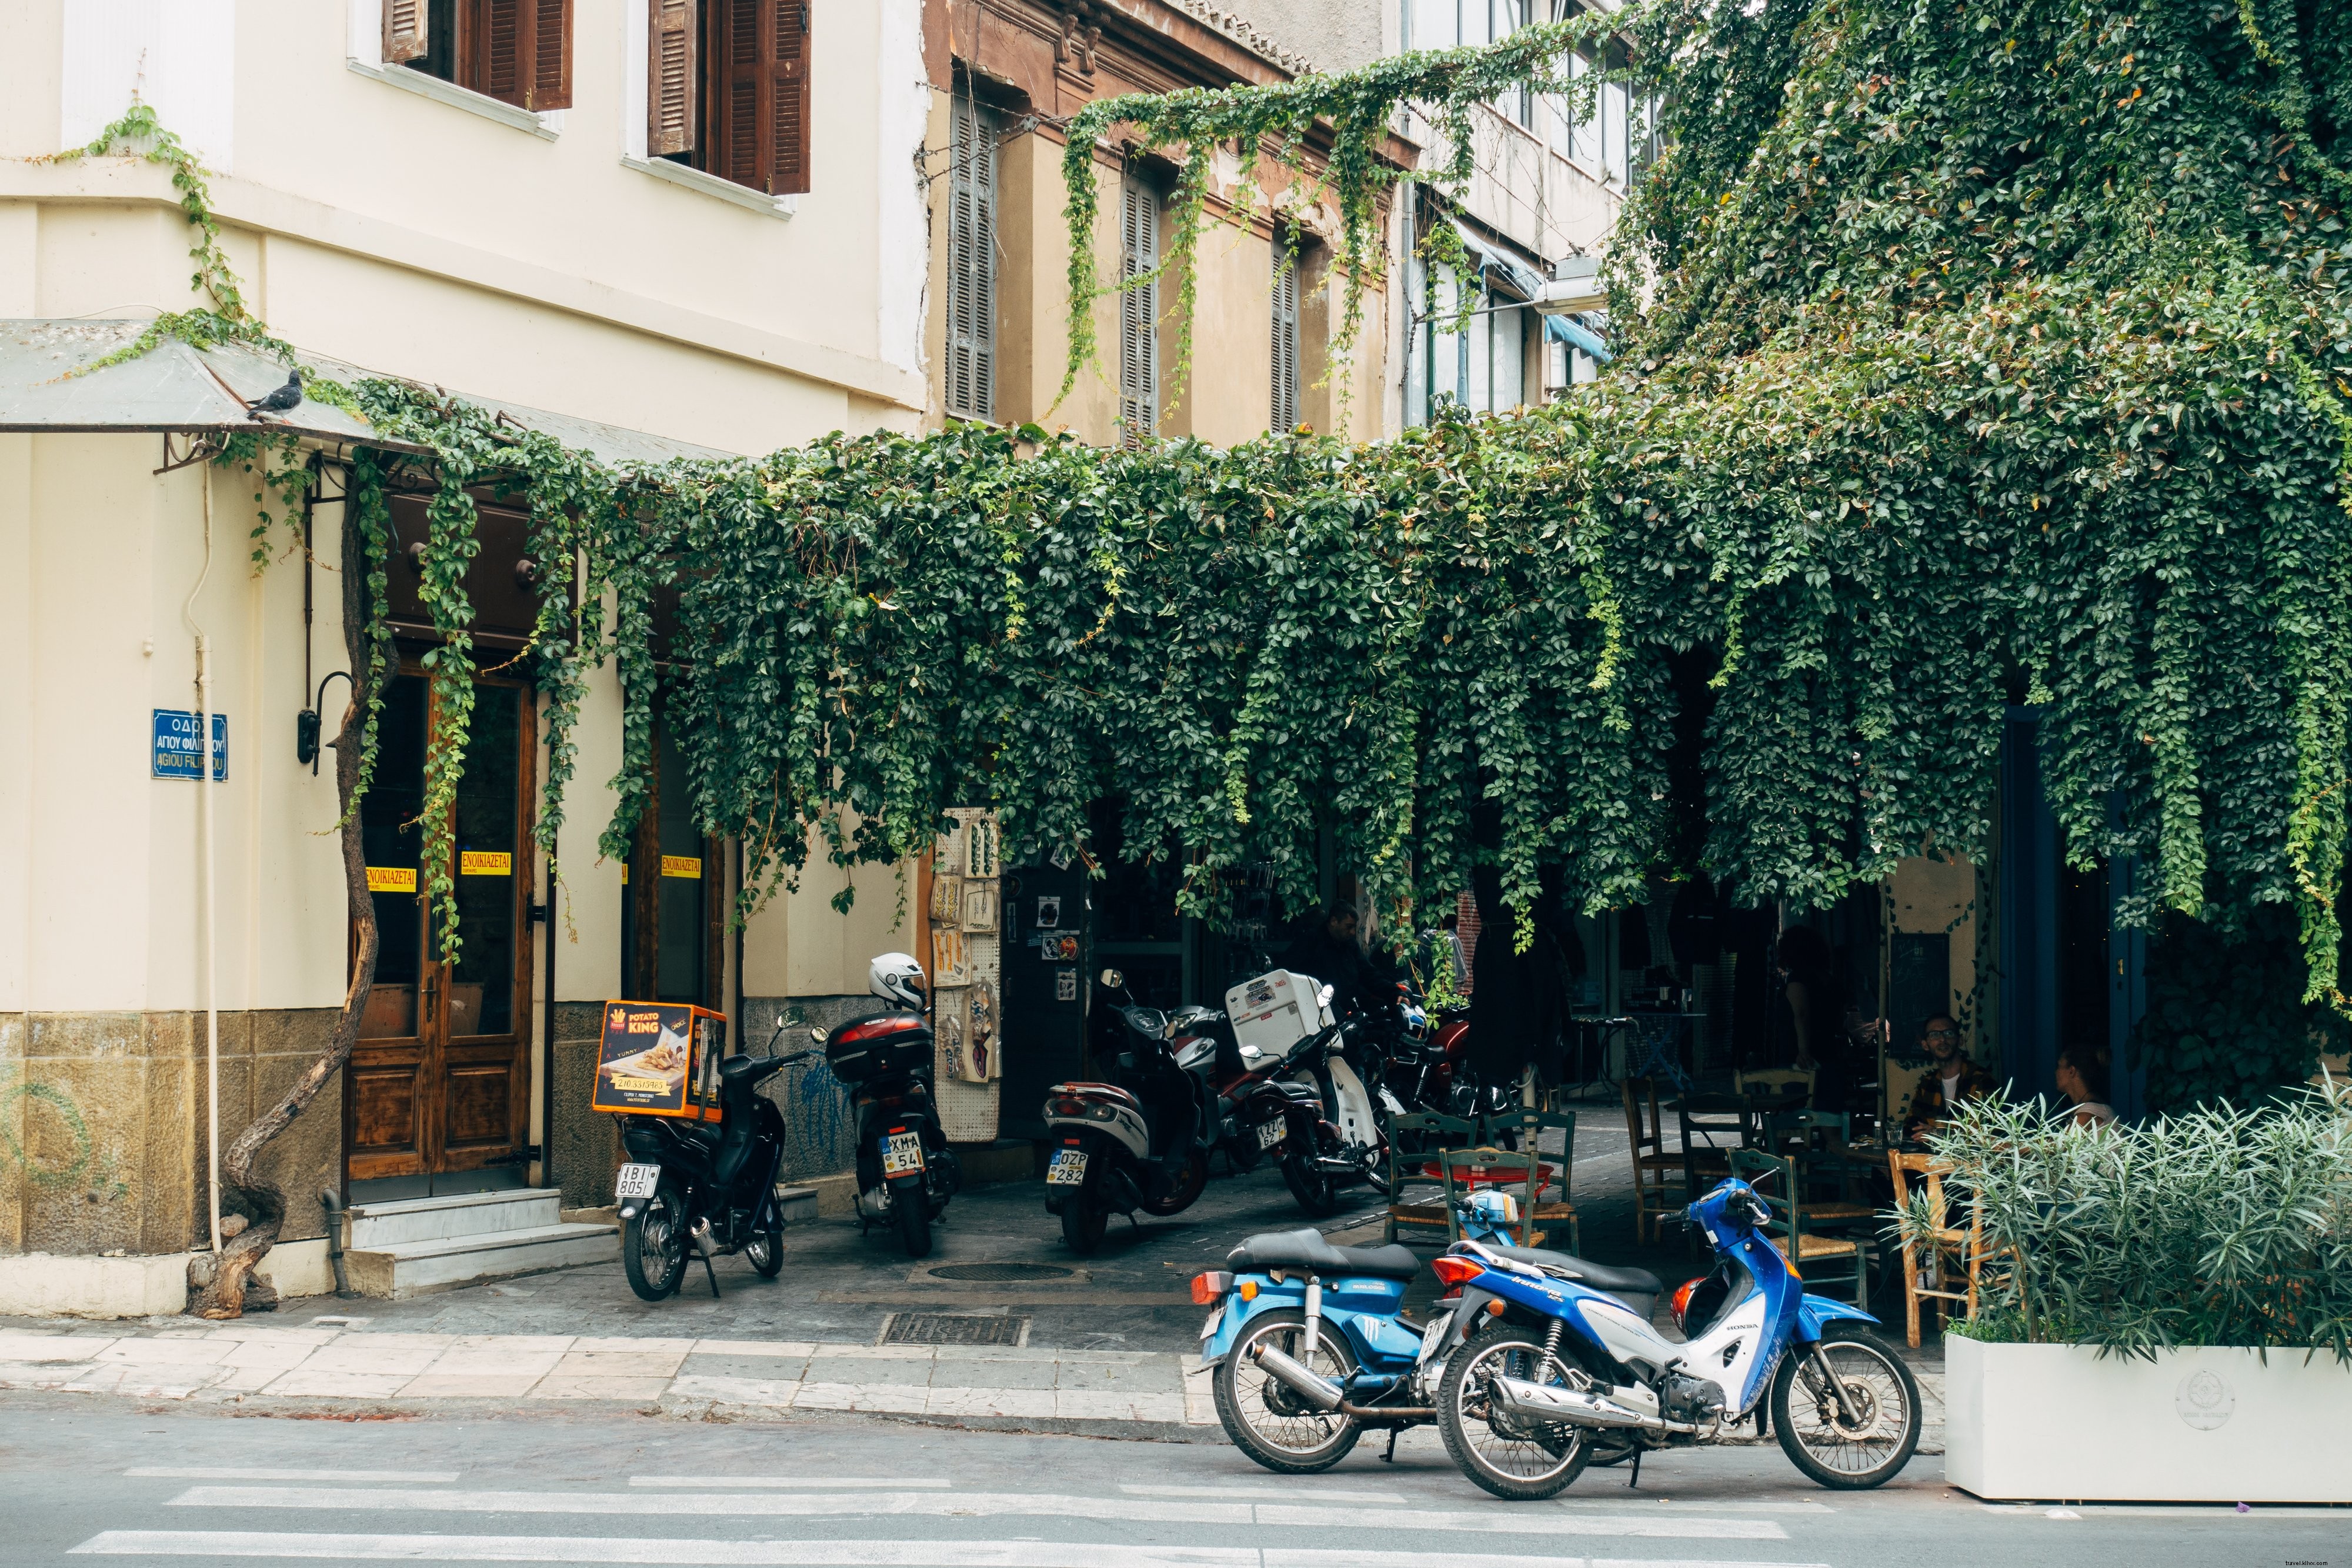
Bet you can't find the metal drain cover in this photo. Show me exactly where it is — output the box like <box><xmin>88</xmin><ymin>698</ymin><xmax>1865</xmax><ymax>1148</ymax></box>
<box><xmin>926</xmin><ymin>1262</ymin><xmax>1077</xmax><ymax>1283</ymax></box>
<box><xmin>880</xmin><ymin>1313</ymin><xmax>1030</xmax><ymax>1347</ymax></box>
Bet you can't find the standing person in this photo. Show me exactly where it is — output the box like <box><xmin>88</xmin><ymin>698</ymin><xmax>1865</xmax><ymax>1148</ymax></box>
<box><xmin>1283</xmin><ymin>904</ymin><xmax>1374</xmax><ymax>1019</ymax></box>
<box><xmin>1776</xmin><ymin>926</ymin><xmax>1857</xmax><ymax>1110</ymax></box>
<box><xmin>1422</xmin><ymin>909</ymin><xmax>1469</xmax><ymax>992</ymax></box>
<box><xmin>2055</xmin><ymin>1042</ymin><xmax>2117</xmax><ymax>1127</ymax></box>
<box><xmin>1901</xmin><ymin>1014</ymin><xmax>1997</xmax><ymax>1137</ymax></box>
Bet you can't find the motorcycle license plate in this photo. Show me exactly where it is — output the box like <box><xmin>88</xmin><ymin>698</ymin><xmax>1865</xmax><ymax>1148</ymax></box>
<box><xmin>615</xmin><ymin>1163</ymin><xmax>662</xmax><ymax>1199</ymax></box>
<box><xmin>1046</xmin><ymin>1148</ymin><xmax>1089</xmax><ymax>1185</ymax></box>
<box><xmin>880</xmin><ymin>1131</ymin><xmax>925</xmax><ymax>1177</ymax></box>
<box><xmin>1255</xmin><ymin>1119</ymin><xmax>1286</xmax><ymax>1150</ymax></box>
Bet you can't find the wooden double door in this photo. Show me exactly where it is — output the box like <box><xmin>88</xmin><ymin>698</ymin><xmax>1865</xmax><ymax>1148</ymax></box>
<box><xmin>347</xmin><ymin>666</ymin><xmax>536</xmax><ymax>1183</ymax></box>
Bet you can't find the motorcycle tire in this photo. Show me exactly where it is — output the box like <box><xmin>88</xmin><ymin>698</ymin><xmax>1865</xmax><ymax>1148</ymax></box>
<box><xmin>1280</xmin><ymin>1149</ymin><xmax>1342</xmax><ymax>1218</ymax></box>
<box><xmin>745</xmin><ymin>1224</ymin><xmax>785</xmax><ymax>1279</ymax></box>
<box><xmin>1770</xmin><ymin>1327</ymin><xmax>1921</xmax><ymax>1489</ymax></box>
<box><xmin>1060</xmin><ymin>1193</ymin><xmax>1109</xmax><ymax>1253</ymax></box>
<box><xmin>1139</xmin><ymin>1149</ymin><xmax>1209</xmax><ymax>1217</ymax></box>
<box><xmin>1437</xmin><ymin>1321</ymin><xmax>1595</xmax><ymax>1500</ymax></box>
<box><xmin>894</xmin><ymin>1183</ymin><xmax>933</xmax><ymax>1259</ymax></box>
<box><xmin>1211</xmin><ymin>1308</ymin><xmax>1362</xmax><ymax>1474</ymax></box>
<box><xmin>620</xmin><ymin>1182</ymin><xmax>689</xmax><ymax>1302</ymax></box>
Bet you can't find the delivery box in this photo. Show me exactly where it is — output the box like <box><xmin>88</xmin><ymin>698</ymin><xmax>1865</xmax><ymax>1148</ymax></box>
<box><xmin>592</xmin><ymin>1001</ymin><xmax>728</xmax><ymax>1120</ymax></box>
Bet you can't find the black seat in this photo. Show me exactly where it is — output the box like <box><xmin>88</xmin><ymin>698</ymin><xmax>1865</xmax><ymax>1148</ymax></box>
<box><xmin>1480</xmin><ymin>1245</ymin><xmax>1664</xmax><ymax>1296</ymax></box>
<box><xmin>1227</xmin><ymin>1229</ymin><xmax>1419</xmax><ymax>1282</ymax></box>
<box><xmin>721</xmin><ymin>1054</ymin><xmax>785</xmax><ymax>1084</ymax></box>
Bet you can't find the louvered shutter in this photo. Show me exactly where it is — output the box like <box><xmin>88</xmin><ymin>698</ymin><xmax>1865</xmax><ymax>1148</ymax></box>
<box><xmin>1119</xmin><ymin>183</ymin><xmax>1159</xmax><ymax>448</ymax></box>
<box><xmin>1270</xmin><ymin>235</ymin><xmax>1300</xmax><ymax>433</ymax></box>
<box><xmin>712</xmin><ymin>0</ymin><xmax>810</xmax><ymax>195</ymax></box>
<box><xmin>648</xmin><ymin>0</ymin><xmax>699</xmax><ymax>155</ymax></box>
<box><xmin>476</xmin><ymin>0</ymin><xmax>571</xmax><ymax>110</ymax></box>
<box><xmin>944</xmin><ymin>96</ymin><xmax>997</xmax><ymax>422</ymax></box>
<box><xmin>383</xmin><ymin>0</ymin><xmax>429</xmax><ymax>64</ymax></box>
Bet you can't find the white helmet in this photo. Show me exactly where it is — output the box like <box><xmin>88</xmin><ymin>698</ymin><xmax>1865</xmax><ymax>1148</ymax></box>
<box><xmin>870</xmin><ymin>952</ymin><xmax>927</xmax><ymax>1010</ymax></box>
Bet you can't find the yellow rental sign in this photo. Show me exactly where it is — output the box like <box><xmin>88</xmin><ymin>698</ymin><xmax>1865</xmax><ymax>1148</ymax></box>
<box><xmin>461</xmin><ymin>850</ymin><xmax>512</xmax><ymax>876</ymax></box>
<box><xmin>661</xmin><ymin>855</ymin><xmax>702</xmax><ymax>879</ymax></box>
<box><xmin>366</xmin><ymin>866</ymin><xmax>416</xmax><ymax>894</ymax></box>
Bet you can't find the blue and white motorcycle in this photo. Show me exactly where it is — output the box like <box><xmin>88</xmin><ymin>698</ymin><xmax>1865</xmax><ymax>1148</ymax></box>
<box><xmin>1433</xmin><ymin>1176</ymin><xmax>1921</xmax><ymax>1498</ymax></box>
<box><xmin>1193</xmin><ymin>1192</ymin><xmax>1666</xmax><ymax>1474</ymax></box>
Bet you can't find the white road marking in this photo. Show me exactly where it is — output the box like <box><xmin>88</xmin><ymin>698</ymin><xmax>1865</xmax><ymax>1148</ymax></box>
<box><xmin>71</xmin><ymin>1536</ymin><xmax>1829</xmax><ymax>1568</ymax></box>
<box><xmin>629</xmin><ymin>1477</ymin><xmax>954</xmax><ymax>1490</ymax></box>
<box><xmin>1119</xmin><ymin>1484</ymin><xmax>1407</xmax><ymax>1503</ymax></box>
<box><xmin>125</xmin><ymin>1469</ymin><xmax>461</xmax><ymax>1484</ymax></box>
<box><xmin>164</xmin><ymin>1487</ymin><xmax>1788</xmax><ymax>1540</ymax></box>
<box><xmin>69</xmin><ymin>1534</ymin><xmax>1253</xmax><ymax>1566</ymax></box>
<box><xmin>1554</xmin><ymin>1500</ymin><xmax>1836</xmax><ymax>1514</ymax></box>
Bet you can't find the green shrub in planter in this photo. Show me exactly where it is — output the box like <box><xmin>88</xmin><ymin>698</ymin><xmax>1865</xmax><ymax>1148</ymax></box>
<box><xmin>1890</xmin><ymin>1083</ymin><xmax>2352</xmax><ymax>1360</ymax></box>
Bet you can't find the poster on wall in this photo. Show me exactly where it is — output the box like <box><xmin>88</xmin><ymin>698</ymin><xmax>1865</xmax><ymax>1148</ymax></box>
<box><xmin>950</xmin><ymin>978</ymin><xmax>998</xmax><ymax>1082</ymax></box>
<box><xmin>937</xmin><ymin>1000</ymin><xmax>969</xmax><ymax>1079</ymax></box>
<box><xmin>932</xmin><ymin>925</ymin><xmax>972</xmax><ymax>987</ymax></box>
<box><xmin>966</xmin><ymin>817</ymin><xmax>999</xmax><ymax>878</ymax></box>
<box><xmin>930</xmin><ymin>872</ymin><xmax>963</xmax><ymax>926</ymax></box>
<box><xmin>961</xmin><ymin>881</ymin><xmax>998</xmax><ymax>933</ymax></box>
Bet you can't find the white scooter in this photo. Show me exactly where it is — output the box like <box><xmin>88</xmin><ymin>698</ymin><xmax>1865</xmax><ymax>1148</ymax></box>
<box><xmin>1223</xmin><ymin>970</ymin><xmax>1400</xmax><ymax>1216</ymax></box>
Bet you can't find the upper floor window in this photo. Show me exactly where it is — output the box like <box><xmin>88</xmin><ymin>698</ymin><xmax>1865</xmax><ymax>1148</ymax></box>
<box><xmin>1270</xmin><ymin>228</ymin><xmax>1302</xmax><ymax>433</ymax></box>
<box><xmin>1404</xmin><ymin>2</ymin><xmax>1534</xmax><ymax>126</ymax></box>
<box><xmin>386</xmin><ymin>0</ymin><xmax>575</xmax><ymax>111</ymax></box>
<box><xmin>646</xmin><ymin>0</ymin><xmax>813</xmax><ymax>196</ymax></box>
<box><xmin>1118</xmin><ymin>179</ymin><xmax>1161</xmax><ymax>449</ymax></box>
<box><xmin>943</xmin><ymin>95</ymin><xmax>998</xmax><ymax>423</ymax></box>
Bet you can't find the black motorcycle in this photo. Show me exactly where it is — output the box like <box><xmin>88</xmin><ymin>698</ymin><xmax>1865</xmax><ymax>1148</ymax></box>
<box><xmin>822</xmin><ymin>989</ymin><xmax>962</xmax><ymax>1260</ymax></box>
<box><xmin>615</xmin><ymin>1020</ymin><xmax>806</xmax><ymax>1302</ymax></box>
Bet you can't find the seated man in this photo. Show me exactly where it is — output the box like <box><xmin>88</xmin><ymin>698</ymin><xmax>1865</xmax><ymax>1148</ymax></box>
<box><xmin>1902</xmin><ymin>1015</ymin><xmax>1996</xmax><ymax>1137</ymax></box>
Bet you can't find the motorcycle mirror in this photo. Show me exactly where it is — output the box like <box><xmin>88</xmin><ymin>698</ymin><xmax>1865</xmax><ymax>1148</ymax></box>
<box><xmin>808</xmin><ymin>1025</ymin><xmax>826</xmax><ymax>1045</ymax></box>
<box><xmin>1099</xmin><ymin>968</ymin><xmax>1124</xmax><ymax>990</ymax></box>
<box><xmin>1317</xmin><ymin>983</ymin><xmax>1335</xmax><ymax>1008</ymax></box>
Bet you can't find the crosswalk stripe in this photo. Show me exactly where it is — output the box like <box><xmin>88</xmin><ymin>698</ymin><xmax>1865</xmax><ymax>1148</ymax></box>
<box><xmin>125</xmin><ymin>1469</ymin><xmax>459</xmax><ymax>1484</ymax></box>
<box><xmin>70</xmin><ymin>1536</ymin><xmax>1829</xmax><ymax>1568</ymax></box>
<box><xmin>629</xmin><ymin>1478</ymin><xmax>953</xmax><ymax>1490</ymax></box>
<box><xmin>1119</xmin><ymin>1484</ymin><xmax>1407</xmax><ymax>1503</ymax></box>
<box><xmin>164</xmin><ymin>1487</ymin><xmax>1788</xmax><ymax>1541</ymax></box>
<box><xmin>68</xmin><ymin>1534</ymin><xmax>1254</xmax><ymax>1566</ymax></box>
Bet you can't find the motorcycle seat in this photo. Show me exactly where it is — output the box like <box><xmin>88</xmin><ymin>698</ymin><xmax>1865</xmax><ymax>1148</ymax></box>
<box><xmin>1226</xmin><ymin>1229</ymin><xmax>1419</xmax><ymax>1282</ymax></box>
<box><xmin>720</xmin><ymin>1054</ymin><xmax>786</xmax><ymax>1085</ymax></box>
<box><xmin>1481</xmin><ymin>1244</ymin><xmax>1664</xmax><ymax>1298</ymax></box>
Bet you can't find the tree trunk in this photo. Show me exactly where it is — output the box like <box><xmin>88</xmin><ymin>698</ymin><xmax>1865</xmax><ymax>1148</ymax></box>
<box><xmin>189</xmin><ymin>485</ymin><xmax>381</xmax><ymax>1317</ymax></box>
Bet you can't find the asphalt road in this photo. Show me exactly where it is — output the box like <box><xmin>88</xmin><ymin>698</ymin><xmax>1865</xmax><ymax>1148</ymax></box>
<box><xmin>3</xmin><ymin>1394</ymin><xmax>2341</xmax><ymax>1568</ymax></box>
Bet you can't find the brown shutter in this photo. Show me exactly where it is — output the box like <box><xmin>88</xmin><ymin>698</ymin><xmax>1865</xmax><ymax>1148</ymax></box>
<box><xmin>709</xmin><ymin>0</ymin><xmax>810</xmax><ymax>195</ymax></box>
<box><xmin>383</xmin><ymin>0</ymin><xmax>429</xmax><ymax>64</ymax></box>
<box><xmin>483</xmin><ymin>0</ymin><xmax>523</xmax><ymax>101</ymax></box>
<box><xmin>648</xmin><ymin>0</ymin><xmax>699</xmax><ymax>155</ymax></box>
<box><xmin>530</xmin><ymin>0</ymin><xmax>573</xmax><ymax>109</ymax></box>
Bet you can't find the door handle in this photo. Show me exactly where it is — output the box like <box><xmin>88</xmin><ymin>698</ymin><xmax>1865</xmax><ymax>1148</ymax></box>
<box><xmin>423</xmin><ymin>977</ymin><xmax>439</xmax><ymax>1022</ymax></box>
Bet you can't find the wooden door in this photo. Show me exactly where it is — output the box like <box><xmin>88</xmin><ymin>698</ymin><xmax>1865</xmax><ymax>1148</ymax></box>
<box><xmin>348</xmin><ymin>666</ymin><xmax>537</xmax><ymax>1182</ymax></box>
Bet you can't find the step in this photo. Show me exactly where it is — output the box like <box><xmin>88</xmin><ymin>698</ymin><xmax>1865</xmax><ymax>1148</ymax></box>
<box><xmin>345</xmin><ymin>1187</ymin><xmax>563</xmax><ymax>1248</ymax></box>
<box><xmin>345</xmin><ymin>1220</ymin><xmax>620</xmax><ymax>1300</ymax></box>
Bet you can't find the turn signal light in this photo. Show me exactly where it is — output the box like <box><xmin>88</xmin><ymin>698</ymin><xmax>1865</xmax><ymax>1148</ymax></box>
<box><xmin>1670</xmin><ymin>1277</ymin><xmax>1700</xmax><ymax>1332</ymax></box>
<box><xmin>1192</xmin><ymin>1270</ymin><xmax>1233</xmax><ymax>1305</ymax></box>
<box><xmin>1238</xmin><ymin>1280</ymin><xmax>1259</xmax><ymax>1302</ymax></box>
<box><xmin>1430</xmin><ymin>1256</ymin><xmax>1484</xmax><ymax>1289</ymax></box>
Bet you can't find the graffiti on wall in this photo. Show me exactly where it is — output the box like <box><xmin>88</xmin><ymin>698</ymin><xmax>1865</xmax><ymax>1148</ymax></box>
<box><xmin>0</xmin><ymin>1068</ymin><xmax>128</xmax><ymax>1200</ymax></box>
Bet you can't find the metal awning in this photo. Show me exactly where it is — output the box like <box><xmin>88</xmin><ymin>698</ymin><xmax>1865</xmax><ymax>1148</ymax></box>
<box><xmin>1448</xmin><ymin>218</ymin><xmax>1547</xmax><ymax>302</ymax></box>
<box><xmin>1544</xmin><ymin>312</ymin><xmax>1614</xmax><ymax>363</ymax></box>
<box><xmin>0</xmin><ymin>320</ymin><xmax>733</xmax><ymax>466</ymax></box>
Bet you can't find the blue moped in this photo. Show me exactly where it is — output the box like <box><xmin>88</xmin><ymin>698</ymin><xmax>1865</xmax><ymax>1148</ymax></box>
<box><xmin>1432</xmin><ymin>1175</ymin><xmax>1921</xmax><ymax>1497</ymax></box>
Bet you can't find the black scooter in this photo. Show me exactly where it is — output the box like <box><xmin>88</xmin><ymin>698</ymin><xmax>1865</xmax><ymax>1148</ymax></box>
<box><xmin>615</xmin><ymin>1019</ymin><xmax>807</xmax><ymax>1302</ymax></box>
<box><xmin>821</xmin><ymin>1007</ymin><xmax>963</xmax><ymax>1260</ymax></box>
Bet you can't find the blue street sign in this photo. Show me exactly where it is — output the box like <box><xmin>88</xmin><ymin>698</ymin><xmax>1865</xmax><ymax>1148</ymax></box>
<box><xmin>153</xmin><ymin>709</ymin><xmax>228</xmax><ymax>780</ymax></box>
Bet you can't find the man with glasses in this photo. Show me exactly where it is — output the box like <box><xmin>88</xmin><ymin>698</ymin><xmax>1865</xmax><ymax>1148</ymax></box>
<box><xmin>1901</xmin><ymin>1014</ymin><xmax>1996</xmax><ymax>1138</ymax></box>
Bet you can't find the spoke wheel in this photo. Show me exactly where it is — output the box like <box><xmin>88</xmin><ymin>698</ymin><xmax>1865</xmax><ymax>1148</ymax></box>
<box><xmin>1212</xmin><ymin>1309</ymin><xmax>1361</xmax><ymax>1474</ymax></box>
<box><xmin>620</xmin><ymin>1186</ymin><xmax>687</xmax><ymax>1302</ymax></box>
<box><xmin>1437</xmin><ymin>1323</ymin><xmax>1593</xmax><ymax>1500</ymax></box>
<box><xmin>1770</xmin><ymin>1329</ymin><xmax>1921</xmax><ymax>1489</ymax></box>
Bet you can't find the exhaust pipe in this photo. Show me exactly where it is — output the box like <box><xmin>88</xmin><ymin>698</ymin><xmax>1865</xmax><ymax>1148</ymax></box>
<box><xmin>1489</xmin><ymin>1374</ymin><xmax>1680</xmax><ymax>1433</ymax></box>
<box><xmin>1248</xmin><ymin>1341</ymin><xmax>1343</xmax><ymax>1412</ymax></box>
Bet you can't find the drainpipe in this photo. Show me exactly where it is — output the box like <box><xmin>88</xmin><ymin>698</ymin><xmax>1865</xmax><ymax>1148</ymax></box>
<box><xmin>185</xmin><ymin>464</ymin><xmax>222</xmax><ymax>1256</ymax></box>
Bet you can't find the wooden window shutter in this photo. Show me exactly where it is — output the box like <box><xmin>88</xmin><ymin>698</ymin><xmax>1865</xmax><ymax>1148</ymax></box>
<box><xmin>1119</xmin><ymin>182</ymin><xmax>1159</xmax><ymax>448</ymax></box>
<box><xmin>944</xmin><ymin>96</ymin><xmax>996</xmax><ymax>421</ymax></box>
<box><xmin>648</xmin><ymin>0</ymin><xmax>699</xmax><ymax>155</ymax></box>
<box><xmin>1270</xmin><ymin>233</ymin><xmax>1300</xmax><ymax>432</ymax></box>
<box><xmin>710</xmin><ymin>0</ymin><xmax>810</xmax><ymax>195</ymax></box>
<box><xmin>383</xmin><ymin>0</ymin><xmax>429</xmax><ymax>64</ymax></box>
<box><xmin>475</xmin><ymin>0</ymin><xmax>572</xmax><ymax>110</ymax></box>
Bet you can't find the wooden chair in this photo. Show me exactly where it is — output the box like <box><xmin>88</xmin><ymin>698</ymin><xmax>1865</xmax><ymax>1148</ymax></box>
<box><xmin>1622</xmin><ymin>1076</ymin><xmax>1686</xmax><ymax>1245</ymax></box>
<box><xmin>1889</xmin><ymin>1149</ymin><xmax>1988</xmax><ymax>1348</ymax></box>
<box><xmin>1383</xmin><ymin>1110</ymin><xmax>1477</xmax><ymax>1245</ymax></box>
<box><xmin>1488</xmin><ymin>1107</ymin><xmax>1582</xmax><ymax>1255</ymax></box>
<box><xmin>1734</xmin><ymin>1066</ymin><xmax>1817</xmax><ymax>1103</ymax></box>
<box><xmin>1730</xmin><ymin>1147</ymin><xmax>1869</xmax><ymax>1305</ymax></box>
<box><xmin>1436</xmin><ymin>1142</ymin><xmax>1547</xmax><ymax>1248</ymax></box>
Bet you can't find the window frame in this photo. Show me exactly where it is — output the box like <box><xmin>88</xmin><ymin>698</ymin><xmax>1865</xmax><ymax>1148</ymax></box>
<box><xmin>1119</xmin><ymin>175</ymin><xmax>1162</xmax><ymax>449</ymax></box>
<box><xmin>944</xmin><ymin>94</ymin><xmax>999</xmax><ymax>423</ymax></box>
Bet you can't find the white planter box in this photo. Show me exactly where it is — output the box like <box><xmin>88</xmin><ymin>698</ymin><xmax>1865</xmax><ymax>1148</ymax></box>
<box><xmin>1946</xmin><ymin>1335</ymin><xmax>2352</xmax><ymax>1502</ymax></box>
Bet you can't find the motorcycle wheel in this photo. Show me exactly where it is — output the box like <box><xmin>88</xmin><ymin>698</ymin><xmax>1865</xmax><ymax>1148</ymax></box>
<box><xmin>1139</xmin><ymin>1149</ymin><xmax>1209</xmax><ymax>1216</ymax></box>
<box><xmin>1770</xmin><ymin>1327</ymin><xmax>1921</xmax><ymax>1489</ymax></box>
<box><xmin>894</xmin><ymin>1183</ymin><xmax>934</xmax><ymax>1259</ymax></box>
<box><xmin>1060</xmin><ymin>1193</ymin><xmax>1109</xmax><ymax>1253</ymax></box>
<box><xmin>1437</xmin><ymin>1322</ymin><xmax>1594</xmax><ymax>1500</ymax></box>
<box><xmin>621</xmin><ymin>1183</ymin><xmax>688</xmax><ymax>1302</ymax></box>
<box><xmin>1212</xmin><ymin>1308</ymin><xmax>1362</xmax><ymax>1474</ymax></box>
<box><xmin>1280</xmin><ymin>1148</ymin><xmax>1342</xmax><ymax>1217</ymax></box>
<box><xmin>1357</xmin><ymin>1137</ymin><xmax>1394</xmax><ymax>1198</ymax></box>
<box><xmin>745</xmin><ymin>1224</ymin><xmax>785</xmax><ymax>1279</ymax></box>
